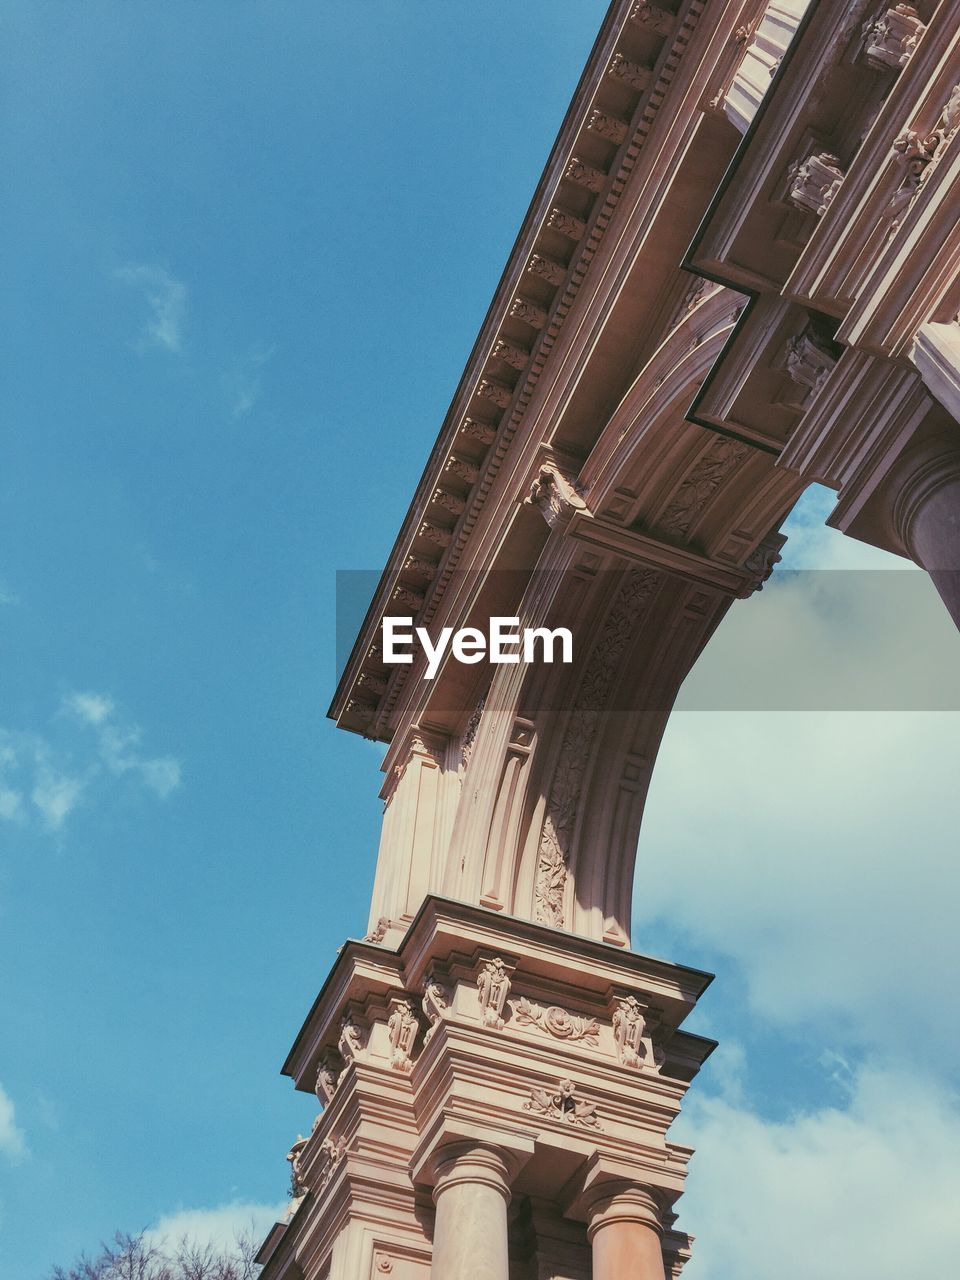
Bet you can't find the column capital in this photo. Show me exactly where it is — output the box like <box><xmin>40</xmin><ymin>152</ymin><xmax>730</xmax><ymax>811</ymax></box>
<box><xmin>889</xmin><ymin>432</ymin><xmax>960</xmax><ymax>568</ymax></box>
<box><xmin>584</xmin><ymin>1181</ymin><xmax>665</xmax><ymax>1242</ymax></box>
<box><xmin>411</xmin><ymin>1117</ymin><xmax>535</xmax><ymax>1192</ymax></box>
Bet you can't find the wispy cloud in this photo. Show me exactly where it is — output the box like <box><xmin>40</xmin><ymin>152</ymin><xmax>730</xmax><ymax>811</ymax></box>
<box><xmin>221</xmin><ymin>342</ymin><xmax>276</xmax><ymax>419</ymax></box>
<box><xmin>64</xmin><ymin>690</ymin><xmax>182</xmax><ymax>799</ymax></box>
<box><xmin>116</xmin><ymin>263</ymin><xmax>187</xmax><ymax>353</ymax></box>
<box><xmin>0</xmin><ymin>692</ymin><xmax>182</xmax><ymax>834</ymax></box>
<box><xmin>0</xmin><ymin>1083</ymin><xmax>26</xmax><ymax>1162</ymax></box>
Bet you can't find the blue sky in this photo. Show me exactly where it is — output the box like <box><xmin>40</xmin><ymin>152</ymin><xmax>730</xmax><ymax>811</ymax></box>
<box><xmin>2</xmin><ymin>4</ymin><xmax>959</xmax><ymax>1278</ymax></box>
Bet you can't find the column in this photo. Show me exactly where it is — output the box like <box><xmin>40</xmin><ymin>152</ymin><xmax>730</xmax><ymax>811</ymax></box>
<box><xmin>431</xmin><ymin>1142</ymin><xmax>512</xmax><ymax>1280</ymax></box>
<box><xmin>587</xmin><ymin>1184</ymin><xmax>666</xmax><ymax>1280</ymax></box>
<box><xmin>890</xmin><ymin>435</ymin><xmax>960</xmax><ymax>630</ymax></box>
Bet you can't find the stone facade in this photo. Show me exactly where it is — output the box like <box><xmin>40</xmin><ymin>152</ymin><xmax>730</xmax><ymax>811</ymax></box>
<box><xmin>257</xmin><ymin>1</ymin><xmax>960</xmax><ymax>1276</ymax></box>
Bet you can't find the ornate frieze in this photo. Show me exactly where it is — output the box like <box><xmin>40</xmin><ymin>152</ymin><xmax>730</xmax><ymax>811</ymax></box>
<box><xmin>628</xmin><ymin>2</ymin><xmax>674</xmax><ymax>36</ymax></box>
<box><xmin>587</xmin><ymin>109</ymin><xmax>629</xmax><ymax>144</ymax></box>
<box><xmin>459</xmin><ymin>416</ymin><xmax>497</xmax><ymax>445</ymax></box>
<box><xmin>422</xmin><ymin>974</ymin><xmax>450</xmax><ymax>1044</ymax></box>
<box><xmin>608</xmin><ymin>51</ymin><xmax>652</xmax><ymax>92</ymax></box>
<box><xmin>511</xmin><ymin>996</ymin><xmax>600</xmax><ymax>1045</ymax></box>
<box><xmin>510</xmin><ymin>297</ymin><xmax>549</xmax><ymax>330</ymax></box>
<box><xmin>477</xmin><ymin>376</ymin><xmax>513</xmax><ymax>409</ymax></box>
<box><xmin>419</xmin><ymin>521</ymin><xmax>453</xmax><ymax>548</ymax></box>
<box><xmin>476</xmin><ymin>956</ymin><xmax>511</xmax><ymax>1029</ymax></box>
<box><xmin>443</xmin><ymin>455</ymin><xmax>480</xmax><ymax>486</ymax></box>
<box><xmin>431</xmin><ymin>488</ymin><xmax>466</xmax><ymax>517</ymax></box>
<box><xmin>527</xmin><ymin>252</ymin><xmax>567</xmax><ymax>286</ymax></box>
<box><xmin>386</xmin><ymin>999</ymin><xmax>420</xmax><ymax>1073</ymax></box>
<box><xmin>860</xmin><ymin>4</ymin><xmax>926</xmax><ymax>71</ymax></box>
<box><xmin>392</xmin><ymin>585</ymin><xmax>425</xmax><ymax>611</ymax></box>
<box><xmin>547</xmin><ymin>207</ymin><xmax>587</xmax><ymax>241</ymax></box>
<box><xmin>659</xmin><ymin>439</ymin><xmax>748</xmax><ymax>538</ymax></box>
<box><xmin>493</xmin><ymin>337</ymin><xmax>530</xmax><ymax>371</ymax></box>
<box><xmin>786</xmin><ymin>151</ymin><xmax>845</xmax><ymax>217</ymax></box>
<box><xmin>565</xmin><ymin>156</ymin><xmax>607</xmax><ymax>194</ymax></box>
<box><xmin>524</xmin><ymin>1078</ymin><xmax>602</xmax><ymax>1129</ymax></box>
<box><xmin>524</xmin><ymin>461</ymin><xmax>589</xmax><ymax>531</ymax></box>
<box><xmin>535</xmin><ymin>571</ymin><xmax>660</xmax><ymax>927</ymax></box>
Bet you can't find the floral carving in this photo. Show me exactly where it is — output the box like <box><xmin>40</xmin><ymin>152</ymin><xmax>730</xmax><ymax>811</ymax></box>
<box><xmin>889</xmin><ymin>87</ymin><xmax>960</xmax><ymax>219</ymax></box>
<box><xmin>527</xmin><ymin>253</ymin><xmax>566</xmax><ymax>286</ymax></box>
<box><xmin>774</xmin><ymin>321</ymin><xmax>839</xmax><ymax>406</ymax></box>
<box><xmin>477</xmin><ymin>956</ymin><xmax>511</xmax><ymax>1029</ymax></box>
<box><xmin>524</xmin><ymin>1078</ymin><xmax>602</xmax><ymax>1129</ymax></box>
<box><xmin>511</xmin><ymin>996</ymin><xmax>600</xmax><ymax>1045</ymax></box>
<box><xmin>608</xmin><ymin>52</ymin><xmax>652</xmax><ymax>92</ymax></box>
<box><xmin>510</xmin><ymin>297</ymin><xmax>548</xmax><ymax>330</ymax></box>
<box><xmin>547</xmin><ymin>207</ymin><xmax>587</xmax><ymax>240</ymax></box>
<box><xmin>314</xmin><ymin>1051</ymin><xmax>343</xmax><ymax>1106</ymax></box>
<box><xmin>588</xmin><ymin>109</ymin><xmax>629</xmax><ymax>144</ymax></box>
<box><xmin>658</xmin><ymin>439</ymin><xmax>748</xmax><ymax>538</ymax></box>
<box><xmin>477</xmin><ymin>377</ymin><xmax>513</xmax><ymax>409</ymax></box>
<box><xmin>460</xmin><ymin>416</ymin><xmax>497</xmax><ymax>445</ymax></box>
<box><xmin>628</xmin><ymin>2</ymin><xmax>673</xmax><ymax>36</ymax></box>
<box><xmin>535</xmin><ymin>571</ymin><xmax>659</xmax><ymax>926</ymax></box>
<box><xmin>493</xmin><ymin>338</ymin><xmax>529</xmax><ymax>371</ymax></box>
<box><xmin>565</xmin><ymin>157</ymin><xmax>607</xmax><ymax>194</ymax></box>
<box><xmin>431</xmin><ymin>488</ymin><xmax>466</xmax><ymax>517</ymax></box>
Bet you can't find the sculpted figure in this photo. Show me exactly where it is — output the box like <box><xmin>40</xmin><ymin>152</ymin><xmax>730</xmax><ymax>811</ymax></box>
<box><xmin>315</xmin><ymin>1052</ymin><xmax>342</xmax><ymax>1106</ymax></box>
<box><xmin>286</xmin><ymin>1134</ymin><xmax>309</xmax><ymax>1197</ymax></box>
<box><xmin>386</xmin><ymin>999</ymin><xmax>420</xmax><ymax>1072</ymax></box>
<box><xmin>613</xmin><ymin>995</ymin><xmax>664</xmax><ymax>1072</ymax></box>
<box><xmin>338</xmin><ymin>1014</ymin><xmax>365</xmax><ymax>1064</ymax></box>
<box><xmin>477</xmin><ymin>957</ymin><xmax>511</xmax><ymax>1030</ymax></box>
<box><xmin>422</xmin><ymin>975</ymin><xmax>449</xmax><ymax>1044</ymax></box>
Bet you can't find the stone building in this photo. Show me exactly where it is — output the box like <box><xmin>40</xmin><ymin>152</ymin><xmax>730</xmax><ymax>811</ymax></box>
<box><xmin>256</xmin><ymin>2</ymin><xmax>960</xmax><ymax>1276</ymax></box>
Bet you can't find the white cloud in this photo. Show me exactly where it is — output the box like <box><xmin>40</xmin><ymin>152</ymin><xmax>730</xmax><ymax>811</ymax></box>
<box><xmin>64</xmin><ymin>691</ymin><xmax>115</xmax><ymax>726</ymax></box>
<box><xmin>677</xmin><ymin>1062</ymin><xmax>960</xmax><ymax>1280</ymax></box>
<box><xmin>146</xmin><ymin>1199</ymin><xmax>287</xmax><ymax>1252</ymax></box>
<box><xmin>30</xmin><ymin>758</ymin><xmax>86</xmax><ymax>830</ymax></box>
<box><xmin>64</xmin><ymin>691</ymin><xmax>183</xmax><ymax>800</ymax></box>
<box><xmin>0</xmin><ymin>1083</ymin><xmax>26</xmax><ymax>1162</ymax></box>
<box><xmin>779</xmin><ymin>484</ymin><xmax>913</xmax><ymax>571</ymax></box>
<box><xmin>221</xmin><ymin>342</ymin><xmax>276</xmax><ymax>418</ymax></box>
<box><xmin>116</xmin><ymin>263</ymin><xmax>187</xmax><ymax>353</ymax></box>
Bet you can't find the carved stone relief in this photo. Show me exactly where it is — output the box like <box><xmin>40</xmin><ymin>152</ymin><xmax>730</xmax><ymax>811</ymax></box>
<box><xmin>773</xmin><ymin>321</ymin><xmax>839</xmax><ymax>406</ymax></box>
<box><xmin>786</xmin><ymin>152</ymin><xmax>845</xmax><ymax>217</ymax></box>
<box><xmin>535</xmin><ymin>571</ymin><xmax>660</xmax><ymax>928</ymax></box>
<box><xmin>524</xmin><ymin>462</ymin><xmax>589</xmax><ymax>530</ymax></box>
<box><xmin>314</xmin><ymin>1050</ymin><xmax>344</xmax><ymax>1106</ymax></box>
<box><xmin>510</xmin><ymin>996</ymin><xmax>600</xmax><ymax>1045</ymax></box>
<box><xmin>659</xmin><ymin>439</ymin><xmax>748</xmax><ymax>538</ymax></box>
<box><xmin>524</xmin><ymin>1078</ymin><xmax>602</xmax><ymax>1128</ymax></box>
<box><xmin>612</xmin><ymin>995</ymin><xmax>664</xmax><ymax>1072</ymax></box>
<box><xmin>422</xmin><ymin>974</ymin><xmax>450</xmax><ymax>1044</ymax></box>
<box><xmin>386</xmin><ymin>999</ymin><xmax>420</xmax><ymax>1073</ymax></box>
<box><xmin>477</xmin><ymin>956</ymin><xmax>511</xmax><ymax>1029</ymax></box>
<box><xmin>860</xmin><ymin>5</ymin><xmax>926</xmax><ymax>71</ymax></box>
<box><xmin>338</xmin><ymin>1013</ymin><xmax>366</xmax><ymax>1064</ymax></box>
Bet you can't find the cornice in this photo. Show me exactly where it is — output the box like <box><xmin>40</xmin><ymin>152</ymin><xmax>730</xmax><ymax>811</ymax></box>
<box><xmin>330</xmin><ymin>0</ymin><xmax>713</xmax><ymax>738</ymax></box>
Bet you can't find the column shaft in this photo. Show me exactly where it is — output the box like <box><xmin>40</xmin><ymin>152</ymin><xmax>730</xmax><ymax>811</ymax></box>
<box><xmin>588</xmin><ymin>1186</ymin><xmax>665</xmax><ymax>1280</ymax></box>
<box><xmin>431</xmin><ymin>1144</ymin><xmax>511</xmax><ymax>1280</ymax></box>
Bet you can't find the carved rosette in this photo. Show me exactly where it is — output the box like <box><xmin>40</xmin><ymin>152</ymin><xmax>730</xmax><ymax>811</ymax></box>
<box><xmin>535</xmin><ymin>571</ymin><xmax>660</xmax><ymax>927</ymax></box>
<box><xmin>524</xmin><ymin>1078</ymin><xmax>602</xmax><ymax>1129</ymax></box>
